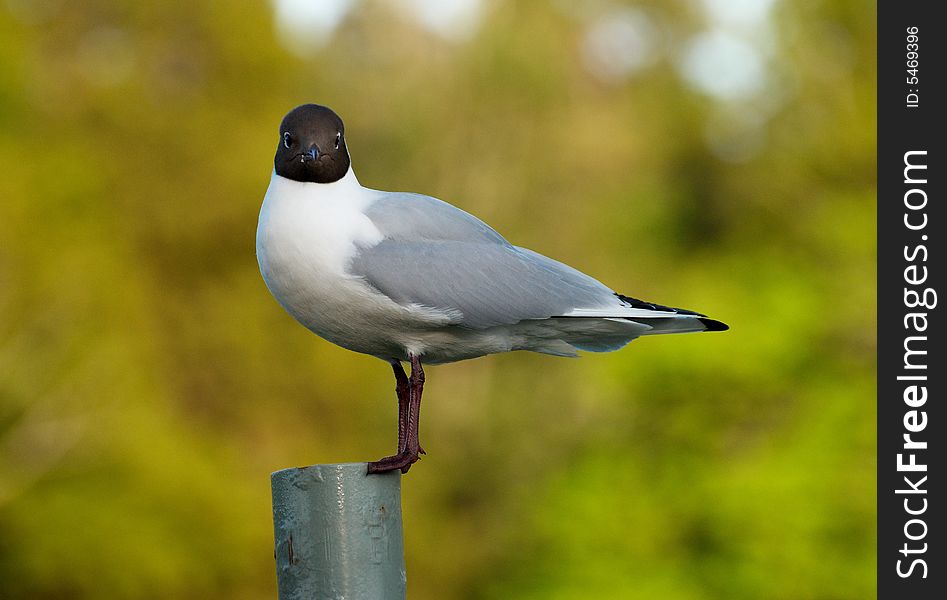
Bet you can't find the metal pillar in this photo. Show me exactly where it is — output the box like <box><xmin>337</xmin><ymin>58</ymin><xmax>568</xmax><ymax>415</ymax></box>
<box><xmin>271</xmin><ymin>463</ymin><xmax>406</xmax><ymax>599</ymax></box>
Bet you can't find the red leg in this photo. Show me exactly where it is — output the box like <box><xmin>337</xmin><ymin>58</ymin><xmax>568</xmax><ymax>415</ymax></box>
<box><xmin>400</xmin><ymin>354</ymin><xmax>425</xmax><ymax>472</ymax></box>
<box><xmin>392</xmin><ymin>361</ymin><xmax>409</xmax><ymax>453</ymax></box>
<box><xmin>367</xmin><ymin>354</ymin><xmax>426</xmax><ymax>474</ymax></box>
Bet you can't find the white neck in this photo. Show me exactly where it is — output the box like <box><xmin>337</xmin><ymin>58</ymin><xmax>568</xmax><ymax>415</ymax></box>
<box><xmin>270</xmin><ymin>165</ymin><xmax>361</xmax><ymax>191</ymax></box>
<box><xmin>332</xmin><ymin>166</ymin><xmax>361</xmax><ymax>189</ymax></box>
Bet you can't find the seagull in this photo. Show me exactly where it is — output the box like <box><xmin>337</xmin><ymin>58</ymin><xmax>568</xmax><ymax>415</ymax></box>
<box><xmin>256</xmin><ymin>104</ymin><xmax>728</xmax><ymax>474</ymax></box>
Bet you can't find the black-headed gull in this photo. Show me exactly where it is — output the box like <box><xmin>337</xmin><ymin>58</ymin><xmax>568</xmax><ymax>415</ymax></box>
<box><xmin>256</xmin><ymin>104</ymin><xmax>728</xmax><ymax>473</ymax></box>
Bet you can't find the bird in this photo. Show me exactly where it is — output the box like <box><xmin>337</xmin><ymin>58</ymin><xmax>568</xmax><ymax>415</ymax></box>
<box><xmin>256</xmin><ymin>104</ymin><xmax>728</xmax><ymax>474</ymax></box>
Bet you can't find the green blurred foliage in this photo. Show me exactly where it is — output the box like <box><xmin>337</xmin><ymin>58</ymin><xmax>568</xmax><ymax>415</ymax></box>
<box><xmin>1</xmin><ymin>0</ymin><xmax>874</xmax><ymax>599</ymax></box>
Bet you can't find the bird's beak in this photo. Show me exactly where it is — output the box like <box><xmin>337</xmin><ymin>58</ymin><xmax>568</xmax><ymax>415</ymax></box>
<box><xmin>298</xmin><ymin>145</ymin><xmax>319</xmax><ymax>163</ymax></box>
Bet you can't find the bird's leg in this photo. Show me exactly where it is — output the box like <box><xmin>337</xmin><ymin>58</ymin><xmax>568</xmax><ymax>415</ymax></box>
<box><xmin>392</xmin><ymin>361</ymin><xmax>410</xmax><ymax>453</ymax></box>
<box><xmin>367</xmin><ymin>354</ymin><xmax>426</xmax><ymax>474</ymax></box>
<box><xmin>400</xmin><ymin>354</ymin><xmax>425</xmax><ymax>473</ymax></box>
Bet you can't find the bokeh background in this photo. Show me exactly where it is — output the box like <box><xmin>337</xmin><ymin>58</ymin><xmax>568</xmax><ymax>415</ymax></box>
<box><xmin>1</xmin><ymin>0</ymin><xmax>875</xmax><ymax>598</ymax></box>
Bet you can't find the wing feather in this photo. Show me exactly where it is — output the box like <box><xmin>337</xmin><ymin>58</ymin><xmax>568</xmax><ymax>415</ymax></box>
<box><xmin>354</xmin><ymin>191</ymin><xmax>717</xmax><ymax>332</ymax></box>
<box><xmin>349</xmin><ymin>239</ymin><xmax>617</xmax><ymax>329</ymax></box>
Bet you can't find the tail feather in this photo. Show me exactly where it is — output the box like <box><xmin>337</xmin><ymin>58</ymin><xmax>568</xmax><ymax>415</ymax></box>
<box><xmin>553</xmin><ymin>317</ymin><xmax>651</xmax><ymax>352</ymax></box>
<box><xmin>514</xmin><ymin>317</ymin><xmax>650</xmax><ymax>355</ymax></box>
<box><xmin>522</xmin><ymin>293</ymin><xmax>728</xmax><ymax>356</ymax></box>
<box><xmin>614</xmin><ymin>293</ymin><xmax>729</xmax><ymax>334</ymax></box>
<box><xmin>630</xmin><ymin>315</ymin><xmax>728</xmax><ymax>335</ymax></box>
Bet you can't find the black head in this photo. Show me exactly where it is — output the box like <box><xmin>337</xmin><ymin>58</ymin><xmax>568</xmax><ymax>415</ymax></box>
<box><xmin>274</xmin><ymin>104</ymin><xmax>350</xmax><ymax>183</ymax></box>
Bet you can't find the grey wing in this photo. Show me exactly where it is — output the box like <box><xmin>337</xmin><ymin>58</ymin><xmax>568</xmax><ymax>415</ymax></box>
<box><xmin>349</xmin><ymin>239</ymin><xmax>619</xmax><ymax>329</ymax></box>
<box><xmin>362</xmin><ymin>191</ymin><xmax>511</xmax><ymax>245</ymax></box>
<box><xmin>354</xmin><ymin>193</ymin><xmax>727</xmax><ymax>342</ymax></box>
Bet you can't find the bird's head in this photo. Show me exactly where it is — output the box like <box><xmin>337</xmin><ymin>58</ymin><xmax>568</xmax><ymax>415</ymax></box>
<box><xmin>274</xmin><ymin>104</ymin><xmax>350</xmax><ymax>183</ymax></box>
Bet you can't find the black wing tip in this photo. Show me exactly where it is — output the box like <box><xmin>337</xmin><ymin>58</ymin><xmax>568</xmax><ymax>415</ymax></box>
<box><xmin>613</xmin><ymin>293</ymin><xmax>728</xmax><ymax>331</ymax></box>
<box><xmin>614</xmin><ymin>293</ymin><xmax>705</xmax><ymax>316</ymax></box>
<box><xmin>698</xmin><ymin>318</ymin><xmax>729</xmax><ymax>332</ymax></box>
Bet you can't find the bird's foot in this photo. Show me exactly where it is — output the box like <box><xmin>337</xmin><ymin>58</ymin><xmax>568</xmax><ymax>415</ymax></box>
<box><xmin>367</xmin><ymin>449</ymin><xmax>421</xmax><ymax>474</ymax></box>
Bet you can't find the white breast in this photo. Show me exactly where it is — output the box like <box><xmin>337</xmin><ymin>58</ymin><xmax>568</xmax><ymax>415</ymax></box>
<box><xmin>256</xmin><ymin>170</ymin><xmax>396</xmax><ymax>353</ymax></box>
<box><xmin>257</xmin><ymin>170</ymin><xmax>497</xmax><ymax>362</ymax></box>
<box><xmin>257</xmin><ymin>169</ymin><xmax>379</xmax><ymax>272</ymax></box>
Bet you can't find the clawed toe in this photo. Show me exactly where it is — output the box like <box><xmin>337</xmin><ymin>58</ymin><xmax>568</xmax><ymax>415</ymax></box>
<box><xmin>367</xmin><ymin>450</ymin><xmax>420</xmax><ymax>474</ymax></box>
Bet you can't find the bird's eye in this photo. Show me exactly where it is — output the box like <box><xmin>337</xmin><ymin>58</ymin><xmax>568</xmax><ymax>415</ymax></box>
<box><xmin>283</xmin><ymin>132</ymin><xmax>293</xmax><ymax>149</ymax></box>
<box><xmin>335</xmin><ymin>132</ymin><xmax>341</xmax><ymax>149</ymax></box>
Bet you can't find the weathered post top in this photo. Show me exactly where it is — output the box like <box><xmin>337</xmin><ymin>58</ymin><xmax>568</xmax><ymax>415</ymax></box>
<box><xmin>271</xmin><ymin>463</ymin><xmax>406</xmax><ymax>600</ymax></box>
